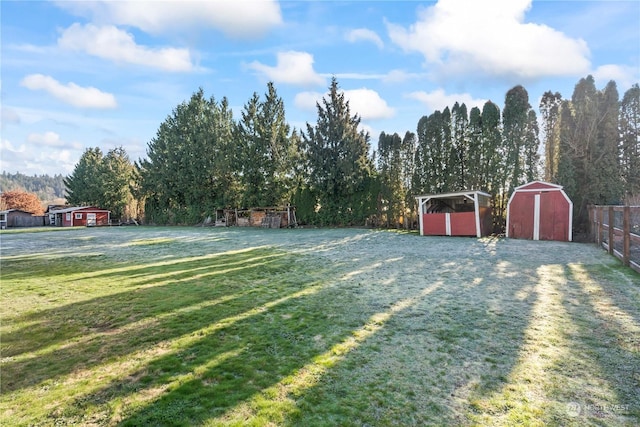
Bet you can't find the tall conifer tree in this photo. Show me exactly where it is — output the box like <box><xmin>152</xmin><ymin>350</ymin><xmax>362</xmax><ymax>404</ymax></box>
<box><xmin>302</xmin><ymin>78</ymin><xmax>374</xmax><ymax>225</ymax></box>
<box><xmin>620</xmin><ymin>84</ymin><xmax>640</xmax><ymax>200</ymax></box>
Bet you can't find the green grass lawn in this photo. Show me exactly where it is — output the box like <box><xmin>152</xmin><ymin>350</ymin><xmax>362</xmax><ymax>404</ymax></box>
<box><xmin>1</xmin><ymin>227</ymin><xmax>638</xmax><ymax>426</ymax></box>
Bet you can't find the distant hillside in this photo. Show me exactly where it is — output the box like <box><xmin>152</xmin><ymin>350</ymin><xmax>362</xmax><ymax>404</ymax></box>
<box><xmin>0</xmin><ymin>172</ymin><xmax>67</xmax><ymax>205</ymax></box>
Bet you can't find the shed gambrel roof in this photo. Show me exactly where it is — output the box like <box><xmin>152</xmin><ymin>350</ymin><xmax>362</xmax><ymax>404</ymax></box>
<box><xmin>512</xmin><ymin>181</ymin><xmax>564</xmax><ymax>191</ymax></box>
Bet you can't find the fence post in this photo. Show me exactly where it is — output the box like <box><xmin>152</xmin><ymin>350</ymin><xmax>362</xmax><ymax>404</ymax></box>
<box><xmin>608</xmin><ymin>206</ymin><xmax>614</xmax><ymax>255</ymax></box>
<box><xmin>592</xmin><ymin>205</ymin><xmax>600</xmax><ymax>245</ymax></box>
<box><xmin>596</xmin><ymin>206</ymin><xmax>602</xmax><ymax>245</ymax></box>
<box><xmin>623</xmin><ymin>206</ymin><xmax>630</xmax><ymax>267</ymax></box>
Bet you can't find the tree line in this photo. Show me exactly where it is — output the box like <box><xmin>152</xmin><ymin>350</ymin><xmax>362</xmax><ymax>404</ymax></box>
<box><xmin>0</xmin><ymin>172</ymin><xmax>66</xmax><ymax>204</ymax></box>
<box><xmin>63</xmin><ymin>76</ymin><xmax>639</xmax><ymax>232</ymax></box>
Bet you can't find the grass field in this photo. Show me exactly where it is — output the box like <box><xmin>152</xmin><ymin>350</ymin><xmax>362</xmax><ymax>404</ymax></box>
<box><xmin>1</xmin><ymin>226</ymin><xmax>639</xmax><ymax>426</ymax></box>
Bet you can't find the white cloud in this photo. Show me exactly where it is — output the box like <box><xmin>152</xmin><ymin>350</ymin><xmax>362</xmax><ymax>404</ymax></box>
<box><xmin>407</xmin><ymin>89</ymin><xmax>487</xmax><ymax>112</ymax></box>
<box><xmin>345</xmin><ymin>28</ymin><xmax>384</xmax><ymax>49</ymax></box>
<box><xmin>1</xmin><ymin>138</ymin><xmax>77</xmax><ymax>175</ymax></box>
<box><xmin>592</xmin><ymin>64</ymin><xmax>638</xmax><ymax>91</ymax></box>
<box><xmin>344</xmin><ymin>88</ymin><xmax>395</xmax><ymax>120</ymax></box>
<box><xmin>248</xmin><ymin>51</ymin><xmax>325</xmax><ymax>87</ymax></box>
<box><xmin>294</xmin><ymin>88</ymin><xmax>395</xmax><ymax>121</ymax></box>
<box><xmin>20</xmin><ymin>74</ymin><xmax>117</xmax><ymax>109</ymax></box>
<box><xmin>54</xmin><ymin>0</ymin><xmax>282</xmax><ymax>39</ymax></box>
<box><xmin>1</xmin><ymin>107</ymin><xmax>21</xmax><ymax>127</ymax></box>
<box><xmin>27</xmin><ymin>131</ymin><xmax>63</xmax><ymax>147</ymax></box>
<box><xmin>330</xmin><ymin>72</ymin><xmax>388</xmax><ymax>80</ymax></box>
<box><xmin>27</xmin><ymin>131</ymin><xmax>83</xmax><ymax>150</ymax></box>
<box><xmin>1</xmin><ymin>138</ymin><xmax>26</xmax><ymax>155</ymax></box>
<box><xmin>294</xmin><ymin>91</ymin><xmax>324</xmax><ymax>112</ymax></box>
<box><xmin>325</xmin><ymin>70</ymin><xmax>426</xmax><ymax>83</ymax></box>
<box><xmin>387</xmin><ymin>0</ymin><xmax>591</xmax><ymax>79</ymax></box>
<box><xmin>58</xmin><ymin>23</ymin><xmax>194</xmax><ymax>72</ymax></box>
<box><xmin>382</xmin><ymin>69</ymin><xmax>425</xmax><ymax>83</ymax></box>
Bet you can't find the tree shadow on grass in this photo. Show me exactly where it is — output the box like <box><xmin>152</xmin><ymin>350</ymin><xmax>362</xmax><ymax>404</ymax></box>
<box><xmin>40</xmin><ymin>262</ymin><xmax>385</xmax><ymax>426</ymax></box>
<box><xmin>275</xmin><ymin>238</ymin><xmax>545</xmax><ymax>426</ymax></box>
<box><xmin>107</xmin><ymin>235</ymin><xmax>540</xmax><ymax>426</ymax></box>
<box><xmin>1</xmin><ymin>248</ymin><xmax>307</xmax><ymax>394</ymax></box>
<box><xmin>6</xmin><ymin>233</ymin><xmax>609</xmax><ymax>425</ymax></box>
<box><xmin>555</xmin><ymin>263</ymin><xmax>640</xmax><ymax>423</ymax></box>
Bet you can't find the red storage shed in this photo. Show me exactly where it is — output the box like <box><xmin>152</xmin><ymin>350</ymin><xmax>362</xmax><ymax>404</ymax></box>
<box><xmin>415</xmin><ymin>190</ymin><xmax>492</xmax><ymax>237</ymax></box>
<box><xmin>506</xmin><ymin>181</ymin><xmax>573</xmax><ymax>242</ymax></box>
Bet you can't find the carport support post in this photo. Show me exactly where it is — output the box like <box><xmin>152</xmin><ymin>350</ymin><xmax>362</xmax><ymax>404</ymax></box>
<box><xmin>416</xmin><ymin>196</ymin><xmax>431</xmax><ymax>236</ymax></box>
<box><xmin>623</xmin><ymin>206</ymin><xmax>630</xmax><ymax>267</ymax></box>
<box><xmin>417</xmin><ymin>198</ymin><xmax>424</xmax><ymax>236</ymax></box>
<box><xmin>473</xmin><ymin>192</ymin><xmax>481</xmax><ymax>238</ymax></box>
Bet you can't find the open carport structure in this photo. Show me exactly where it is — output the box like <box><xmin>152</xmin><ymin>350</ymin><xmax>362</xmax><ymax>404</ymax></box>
<box><xmin>415</xmin><ymin>190</ymin><xmax>492</xmax><ymax>237</ymax></box>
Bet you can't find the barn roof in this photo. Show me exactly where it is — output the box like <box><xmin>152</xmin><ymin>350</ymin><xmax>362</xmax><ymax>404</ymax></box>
<box><xmin>49</xmin><ymin>206</ymin><xmax>111</xmax><ymax>214</ymax></box>
<box><xmin>513</xmin><ymin>181</ymin><xmax>565</xmax><ymax>192</ymax></box>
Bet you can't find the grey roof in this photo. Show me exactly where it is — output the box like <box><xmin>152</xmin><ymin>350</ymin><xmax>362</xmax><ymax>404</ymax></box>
<box><xmin>49</xmin><ymin>206</ymin><xmax>110</xmax><ymax>214</ymax></box>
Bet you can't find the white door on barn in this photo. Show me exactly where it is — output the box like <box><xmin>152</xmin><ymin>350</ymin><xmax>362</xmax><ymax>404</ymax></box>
<box><xmin>87</xmin><ymin>213</ymin><xmax>96</xmax><ymax>226</ymax></box>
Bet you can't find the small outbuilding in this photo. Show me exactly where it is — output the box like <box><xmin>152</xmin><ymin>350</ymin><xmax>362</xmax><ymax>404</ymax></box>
<box><xmin>0</xmin><ymin>209</ymin><xmax>45</xmax><ymax>228</ymax></box>
<box><xmin>415</xmin><ymin>190</ymin><xmax>492</xmax><ymax>237</ymax></box>
<box><xmin>506</xmin><ymin>181</ymin><xmax>573</xmax><ymax>242</ymax></box>
<box><xmin>49</xmin><ymin>206</ymin><xmax>111</xmax><ymax>227</ymax></box>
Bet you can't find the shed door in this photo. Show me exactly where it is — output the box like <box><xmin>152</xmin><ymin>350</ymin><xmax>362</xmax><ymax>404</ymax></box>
<box><xmin>510</xmin><ymin>193</ymin><xmax>535</xmax><ymax>239</ymax></box>
<box><xmin>539</xmin><ymin>192</ymin><xmax>568</xmax><ymax>241</ymax></box>
<box><xmin>87</xmin><ymin>213</ymin><xmax>97</xmax><ymax>226</ymax></box>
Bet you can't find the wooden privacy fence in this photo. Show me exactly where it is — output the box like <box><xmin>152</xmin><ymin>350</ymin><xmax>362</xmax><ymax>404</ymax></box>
<box><xmin>589</xmin><ymin>205</ymin><xmax>640</xmax><ymax>274</ymax></box>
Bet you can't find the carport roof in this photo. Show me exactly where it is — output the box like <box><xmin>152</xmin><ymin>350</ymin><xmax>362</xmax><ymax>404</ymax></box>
<box><xmin>415</xmin><ymin>190</ymin><xmax>491</xmax><ymax>201</ymax></box>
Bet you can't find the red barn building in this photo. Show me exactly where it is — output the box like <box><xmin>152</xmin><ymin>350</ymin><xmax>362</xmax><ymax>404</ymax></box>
<box><xmin>506</xmin><ymin>181</ymin><xmax>573</xmax><ymax>242</ymax></box>
<box><xmin>49</xmin><ymin>206</ymin><xmax>111</xmax><ymax>227</ymax></box>
<box><xmin>415</xmin><ymin>190</ymin><xmax>492</xmax><ymax>237</ymax></box>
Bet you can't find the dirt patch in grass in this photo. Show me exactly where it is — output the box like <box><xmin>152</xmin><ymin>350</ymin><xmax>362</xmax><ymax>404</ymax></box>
<box><xmin>1</xmin><ymin>227</ymin><xmax>638</xmax><ymax>426</ymax></box>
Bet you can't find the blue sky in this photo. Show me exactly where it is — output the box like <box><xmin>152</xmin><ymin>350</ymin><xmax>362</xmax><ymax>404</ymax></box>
<box><xmin>1</xmin><ymin>0</ymin><xmax>639</xmax><ymax>176</ymax></box>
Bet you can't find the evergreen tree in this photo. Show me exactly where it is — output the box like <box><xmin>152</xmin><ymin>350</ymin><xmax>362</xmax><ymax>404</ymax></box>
<box><xmin>480</xmin><ymin>101</ymin><xmax>504</xmax><ymax>230</ymax></box>
<box><xmin>101</xmin><ymin>147</ymin><xmax>136</xmax><ymax>221</ymax></box>
<box><xmin>413</xmin><ymin>109</ymin><xmax>453</xmax><ymax>194</ymax></box>
<box><xmin>65</xmin><ymin>146</ymin><xmax>138</xmax><ymax>221</ymax></box>
<box><xmin>400</xmin><ymin>131</ymin><xmax>417</xmax><ymax>227</ymax></box>
<box><xmin>139</xmin><ymin>89</ymin><xmax>236</xmax><ymax>224</ymax></box>
<box><xmin>480</xmin><ymin>101</ymin><xmax>502</xmax><ymax>195</ymax></box>
<box><xmin>502</xmin><ymin>85</ymin><xmax>535</xmax><ymax>192</ymax></box>
<box><xmin>302</xmin><ymin>78</ymin><xmax>374</xmax><ymax>225</ymax></box>
<box><xmin>377</xmin><ymin>132</ymin><xmax>405</xmax><ymax>226</ymax></box>
<box><xmin>540</xmin><ymin>91</ymin><xmax>562</xmax><ymax>182</ymax></box>
<box><xmin>466</xmin><ymin>106</ymin><xmax>483</xmax><ymax>190</ymax></box>
<box><xmin>65</xmin><ymin>147</ymin><xmax>104</xmax><ymax>207</ymax></box>
<box><xmin>620</xmin><ymin>84</ymin><xmax>640</xmax><ymax>200</ymax></box>
<box><xmin>594</xmin><ymin>81</ymin><xmax>622</xmax><ymax>204</ymax></box>
<box><xmin>236</xmin><ymin>82</ymin><xmax>297</xmax><ymax>208</ymax></box>
<box><xmin>557</xmin><ymin>100</ymin><xmax>578</xmax><ymax>208</ymax></box>
<box><xmin>236</xmin><ymin>92</ymin><xmax>263</xmax><ymax>207</ymax></box>
<box><xmin>569</xmin><ymin>75</ymin><xmax>599</xmax><ymax>227</ymax></box>
<box><xmin>524</xmin><ymin>109</ymin><xmax>540</xmax><ymax>182</ymax></box>
<box><xmin>450</xmin><ymin>102</ymin><xmax>469</xmax><ymax>190</ymax></box>
<box><xmin>412</xmin><ymin>115</ymin><xmax>430</xmax><ymax>195</ymax></box>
